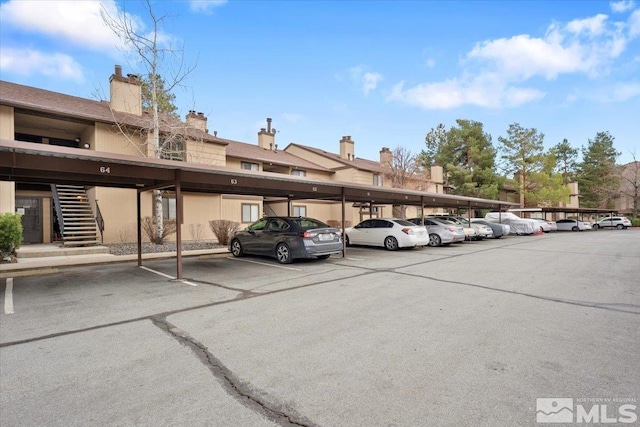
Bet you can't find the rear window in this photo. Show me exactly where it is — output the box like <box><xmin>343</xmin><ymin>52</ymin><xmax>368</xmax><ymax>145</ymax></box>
<box><xmin>291</xmin><ymin>218</ymin><xmax>329</xmax><ymax>229</ymax></box>
<box><xmin>394</xmin><ymin>219</ymin><xmax>417</xmax><ymax>227</ymax></box>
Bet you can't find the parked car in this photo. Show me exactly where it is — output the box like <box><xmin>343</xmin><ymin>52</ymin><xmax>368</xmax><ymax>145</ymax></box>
<box><xmin>592</xmin><ymin>216</ymin><xmax>632</xmax><ymax>230</ymax></box>
<box><xmin>428</xmin><ymin>215</ymin><xmax>480</xmax><ymax>240</ymax></box>
<box><xmin>531</xmin><ymin>218</ymin><xmax>557</xmax><ymax>232</ymax></box>
<box><xmin>470</xmin><ymin>218</ymin><xmax>508</xmax><ymax>239</ymax></box>
<box><xmin>229</xmin><ymin>216</ymin><xmax>342</xmax><ymax>264</ymax></box>
<box><xmin>345</xmin><ymin>218</ymin><xmax>429</xmax><ymax>250</ymax></box>
<box><xmin>556</xmin><ymin>219</ymin><xmax>587</xmax><ymax>232</ymax></box>
<box><xmin>484</xmin><ymin>212</ymin><xmax>538</xmax><ymax>235</ymax></box>
<box><xmin>407</xmin><ymin>217</ymin><xmax>466</xmax><ymax>246</ymax></box>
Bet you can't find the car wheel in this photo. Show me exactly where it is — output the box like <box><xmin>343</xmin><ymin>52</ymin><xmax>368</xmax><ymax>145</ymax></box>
<box><xmin>275</xmin><ymin>243</ymin><xmax>292</xmax><ymax>264</ymax></box>
<box><xmin>571</xmin><ymin>226</ymin><xmax>578</xmax><ymax>231</ymax></box>
<box><xmin>592</xmin><ymin>224</ymin><xmax>599</xmax><ymax>230</ymax></box>
<box><xmin>345</xmin><ymin>235</ymin><xmax>351</xmax><ymax>247</ymax></box>
<box><xmin>230</xmin><ymin>239</ymin><xmax>243</xmax><ymax>257</ymax></box>
<box><xmin>616</xmin><ymin>224</ymin><xmax>624</xmax><ymax>230</ymax></box>
<box><xmin>429</xmin><ymin>234</ymin><xmax>441</xmax><ymax>247</ymax></box>
<box><xmin>384</xmin><ymin>236</ymin><xmax>399</xmax><ymax>251</ymax></box>
<box><xmin>317</xmin><ymin>254</ymin><xmax>331</xmax><ymax>260</ymax></box>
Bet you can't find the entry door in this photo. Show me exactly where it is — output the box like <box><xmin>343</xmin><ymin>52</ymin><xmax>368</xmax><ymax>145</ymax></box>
<box><xmin>16</xmin><ymin>197</ymin><xmax>43</xmax><ymax>244</ymax></box>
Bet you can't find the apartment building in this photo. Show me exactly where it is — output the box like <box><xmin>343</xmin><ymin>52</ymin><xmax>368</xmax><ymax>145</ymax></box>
<box><xmin>0</xmin><ymin>66</ymin><xmax>447</xmax><ymax>246</ymax></box>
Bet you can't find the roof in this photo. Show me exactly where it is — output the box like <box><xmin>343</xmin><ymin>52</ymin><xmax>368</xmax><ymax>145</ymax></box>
<box><xmin>225</xmin><ymin>140</ymin><xmax>332</xmax><ymax>173</ymax></box>
<box><xmin>0</xmin><ymin>139</ymin><xmax>518</xmax><ymax>210</ymax></box>
<box><xmin>0</xmin><ymin>80</ymin><xmax>224</xmax><ymax>145</ymax></box>
<box><xmin>285</xmin><ymin>143</ymin><xmax>384</xmax><ymax>173</ymax></box>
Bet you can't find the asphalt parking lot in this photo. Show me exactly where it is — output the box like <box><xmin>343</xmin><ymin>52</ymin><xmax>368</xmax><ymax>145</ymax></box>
<box><xmin>1</xmin><ymin>230</ymin><xmax>639</xmax><ymax>426</ymax></box>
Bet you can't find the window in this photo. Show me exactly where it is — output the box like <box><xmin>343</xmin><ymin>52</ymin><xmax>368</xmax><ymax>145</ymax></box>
<box><xmin>293</xmin><ymin>206</ymin><xmax>306</xmax><ymax>217</ymax></box>
<box><xmin>160</xmin><ymin>138</ymin><xmax>184</xmax><ymax>161</ymax></box>
<box><xmin>241</xmin><ymin>162</ymin><xmax>259</xmax><ymax>171</ymax></box>
<box><xmin>373</xmin><ymin>174</ymin><xmax>383</xmax><ymax>186</ymax></box>
<box><xmin>242</xmin><ymin>204</ymin><xmax>259</xmax><ymax>222</ymax></box>
<box><xmin>162</xmin><ymin>197</ymin><xmax>176</xmax><ymax>220</ymax></box>
<box><xmin>249</xmin><ymin>218</ymin><xmax>267</xmax><ymax>231</ymax></box>
<box><xmin>267</xmin><ymin>219</ymin><xmax>290</xmax><ymax>231</ymax></box>
<box><xmin>291</xmin><ymin>169</ymin><xmax>306</xmax><ymax>177</ymax></box>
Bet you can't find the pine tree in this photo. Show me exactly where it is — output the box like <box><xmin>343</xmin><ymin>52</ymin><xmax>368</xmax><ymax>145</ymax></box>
<box><xmin>577</xmin><ymin>131</ymin><xmax>620</xmax><ymax>208</ymax></box>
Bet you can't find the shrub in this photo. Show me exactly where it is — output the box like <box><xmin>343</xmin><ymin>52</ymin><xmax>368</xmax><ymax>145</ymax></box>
<box><xmin>0</xmin><ymin>213</ymin><xmax>24</xmax><ymax>260</ymax></box>
<box><xmin>189</xmin><ymin>223</ymin><xmax>205</xmax><ymax>242</ymax></box>
<box><xmin>631</xmin><ymin>218</ymin><xmax>640</xmax><ymax>227</ymax></box>
<box><xmin>209</xmin><ymin>220</ymin><xmax>239</xmax><ymax>246</ymax></box>
<box><xmin>141</xmin><ymin>216</ymin><xmax>177</xmax><ymax>244</ymax></box>
<box><xmin>326</xmin><ymin>220</ymin><xmax>351</xmax><ymax>229</ymax></box>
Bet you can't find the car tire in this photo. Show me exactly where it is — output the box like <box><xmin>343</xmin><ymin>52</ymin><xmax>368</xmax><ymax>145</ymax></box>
<box><xmin>592</xmin><ymin>224</ymin><xmax>599</xmax><ymax>230</ymax></box>
<box><xmin>230</xmin><ymin>239</ymin><xmax>243</xmax><ymax>257</ymax></box>
<box><xmin>275</xmin><ymin>243</ymin><xmax>292</xmax><ymax>264</ymax></box>
<box><xmin>429</xmin><ymin>234</ymin><xmax>441</xmax><ymax>247</ymax></box>
<box><xmin>384</xmin><ymin>236</ymin><xmax>399</xmax><ymax>251</ymax></box>
<box><xmin>317</xmin><ymin>254</ymin><xmax>331</xmax><ymax>260</ymax></box>
<box><xmin>616</xmin><ymin>224</ymin><xmax>624</xmax><ymax>230</ymax></box>
<box><xmin>571</xmin><ymin>226</ymin><xmax>578</xmax><ymax>231</ymax></box>
<box><xmin>345</xmin><ymin>235</ymin><xmax>351</xmax><ymax>247</ymax></box>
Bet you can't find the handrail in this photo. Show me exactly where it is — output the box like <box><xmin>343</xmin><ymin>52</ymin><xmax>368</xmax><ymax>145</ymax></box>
<box><xmin>95</xmin><ymin>199</ymin><xmax>105</xmax><ymax>243</ymax></box>
<box><xmin>50</xmin><ymin>184</ymin><xmax>65</xmax><ymax>236</ymax></box>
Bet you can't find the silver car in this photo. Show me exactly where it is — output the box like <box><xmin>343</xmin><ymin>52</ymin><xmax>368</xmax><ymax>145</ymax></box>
<box><xmin>408</xmin><ymin>217</ymin><xmax>466</xmax><ymax>246</ymax></box>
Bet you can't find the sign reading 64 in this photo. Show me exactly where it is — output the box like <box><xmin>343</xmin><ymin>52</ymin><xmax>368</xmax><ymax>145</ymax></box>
<box><xmin>99</xmin><ymin>166</ymin><xmax>111</xmax><ymax>174</ymax></box>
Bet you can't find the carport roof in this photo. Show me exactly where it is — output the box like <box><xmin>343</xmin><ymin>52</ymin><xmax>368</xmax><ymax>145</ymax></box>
<box><xmin>0</xmin><ymin>139</ymin><xmax>518</xmax><ymax>209</ymax></box>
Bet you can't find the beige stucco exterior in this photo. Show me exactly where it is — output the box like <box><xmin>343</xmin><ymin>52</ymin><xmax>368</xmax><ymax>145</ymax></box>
<box><xmin>0</xmin><ymin>105</ymin><xmax>16</xmax><ymax>213</ymax></box>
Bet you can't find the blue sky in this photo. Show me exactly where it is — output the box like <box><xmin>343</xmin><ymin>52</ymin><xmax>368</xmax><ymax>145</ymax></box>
<box><xmin>1</xmin><ymin>0</ymin><xmax>639</xmax><ymax>165</ymax></box>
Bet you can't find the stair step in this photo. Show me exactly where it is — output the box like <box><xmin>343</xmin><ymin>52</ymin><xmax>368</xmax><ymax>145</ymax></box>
<box><xmin>63</xmin><ymin>240</ymin><xmax>102</xmax><ymax>247</ymax></box>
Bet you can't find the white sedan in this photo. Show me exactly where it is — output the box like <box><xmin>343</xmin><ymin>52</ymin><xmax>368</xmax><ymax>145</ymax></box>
<box><xmin>556</xmin><ymin>219</ymin><xmax>588</xmax><ymax>231</ymax></box>
<box><xmin>345</xmin><ymin>218</ymin><xmax>429</xmax><ymax>250</ymax></box>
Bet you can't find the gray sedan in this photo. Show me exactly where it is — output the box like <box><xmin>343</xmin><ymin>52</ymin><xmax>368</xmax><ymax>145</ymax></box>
<box><xmin>470</xmin><ymin>218</ymin><xmax>506</xmax><ymax>239</ymax></box>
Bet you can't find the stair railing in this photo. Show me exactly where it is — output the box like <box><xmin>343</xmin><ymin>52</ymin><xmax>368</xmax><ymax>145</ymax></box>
<box><xmin>95</xmin><ymin>199</ymin><xmax>105</xmax><ymax>243</ymax></box>
<box><xmin>50</xmin><ymin>184</ymin><xmax>65</xmax><ymax>236</ymax></box>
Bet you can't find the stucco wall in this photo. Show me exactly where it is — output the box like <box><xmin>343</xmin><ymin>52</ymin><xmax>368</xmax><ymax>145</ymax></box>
<box><xmin>0</xmin><ymin>105</ymin><xmax>16</xmax><ymax>212</ymax></box>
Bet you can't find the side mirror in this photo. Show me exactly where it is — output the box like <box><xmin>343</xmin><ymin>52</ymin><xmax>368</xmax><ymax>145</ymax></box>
<box><xmin>247</xmin><ymin>228</ymin><xmax>255</xmax><ymax>234</ymax></box>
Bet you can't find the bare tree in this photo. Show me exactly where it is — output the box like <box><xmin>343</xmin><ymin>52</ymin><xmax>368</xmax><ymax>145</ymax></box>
<box><xmin>381</xmin><ymin>146</ymin><xmax>426</xmax><ymax>218</ymax></box>
<box><xmin>101</xmin><ymin>0</ymin><xmax>196</xmax><ymax>243</ymax></box>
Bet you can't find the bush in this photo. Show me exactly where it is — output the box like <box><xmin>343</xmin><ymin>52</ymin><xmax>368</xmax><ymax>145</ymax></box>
<box><xmin>0</xmin><ymin>213</ymin><xmax>23</xmax><ymax>260</ymax></box>
<box><xmin>326</xmin><ymin>220</ymin><xmax>352</xmax><ymax>229</ymax></box>
<box><xmin>209</xmin><ymin>220</ymin><xmax>239</xmax><ymax>246</ymax></box>
<box><xmin>631</xmin><ymin>218</ymin><xmax>640</xmax><ymax>227</ymax></box>
<box><xmin>141</xmin><ymin>216</ymin><xmax>177</xmax><ymax>244</ymax></box>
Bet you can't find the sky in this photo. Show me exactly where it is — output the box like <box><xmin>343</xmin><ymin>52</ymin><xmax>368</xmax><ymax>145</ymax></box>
<box><xmin>1</xmin><ymin>0</ymin><xmax>639</xmax><ymax>165</ymax></box>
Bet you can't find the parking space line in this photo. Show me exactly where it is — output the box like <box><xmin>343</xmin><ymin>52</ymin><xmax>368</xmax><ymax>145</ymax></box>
<box><xmin>228</xmin><ymin>257</ymin><xmax>301</xmax><ymax>271</ymax></box>
<box><xmin>4</xmin><ymin>278</ymin><xmax>14</xmax><ymax>314</ymax></box>
<box><xmin>139</xmin><ymin>266</ymin><xmax>198</xmax><ymax>287</ymax></box>
<box><xmin>346</xmin><ymin>257</ymin><xmax>364</xmax><ymax>261</ymax></box>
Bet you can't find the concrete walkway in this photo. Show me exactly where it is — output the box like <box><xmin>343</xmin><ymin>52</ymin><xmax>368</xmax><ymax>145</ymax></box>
<box><xmin>1</xmin><ymin>244</ymin><xmax>230</xmax><ymax>277</ymax></box>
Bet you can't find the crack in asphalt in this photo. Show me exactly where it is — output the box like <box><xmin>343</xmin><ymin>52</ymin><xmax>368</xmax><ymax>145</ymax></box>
<box><xmin>150</xmin><ymin>316</ymin><xmax>315</xmax><ymax>427</ymax></box>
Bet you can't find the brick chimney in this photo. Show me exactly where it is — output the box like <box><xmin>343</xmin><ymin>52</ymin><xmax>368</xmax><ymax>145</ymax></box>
<box><xmin>186</xmin><ymin>111</ymin><xmax>208</xmax><ymax>132</ymax></box>
<box><xmin>258</xmin><ymin>118</ymin><xmax>277</xmax><ymax>150</ymax></box>
<box><xmin>339</xmin><ymin>135</ymin><xmax>354</xmax><ymax>160</ymax></box>
<box><xmin>380</xmin><ymin>147</ymin><xmax>392</xmax><ymax>168</ymax></box>
<box><xmin>109</xmin><ymin>65</ymin><xmax>142</xmax><ymax>115</ymax></box>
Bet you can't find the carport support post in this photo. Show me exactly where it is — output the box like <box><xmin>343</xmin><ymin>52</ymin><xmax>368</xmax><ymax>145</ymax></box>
<box><xmin>341</xmin><ymin>187</ymin><xmax>346</xmax><ymax>258</ymax></box>
<box><xmin>175</xmin><ymin>171</ymin><xmax>183</xmax><ymax>280</ymax></box>
<box><xmin>420</xmin><ymin>196</ymin><xmax>425</xmax><ymax>225</ymax></box>
<box><xmin>137</xmin><ymin>190</ymin><xmax>142</xmax><ymax>267</ymax></box>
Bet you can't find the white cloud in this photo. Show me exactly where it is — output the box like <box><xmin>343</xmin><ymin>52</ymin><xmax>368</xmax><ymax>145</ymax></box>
<box><xmin>282</xmin><ymin>113</ymin><xmax>303</xmax><ymax>123</ymax></box>
<box><xmin>610</xmin><ymin>0</ymin><xmax>636</xmax><ymax>13</ymax></box>
<box><xmin>566</xmin><ymin>14</ymin><xmax>609</xmax><ymax>36</ymax></box>
<box><xmin>190</xmin><ymin>0</ymin><xmax>227</xmax><ymax>13</ymax></box>
<box><xmin>348</xmin><ymin>66</ymin><xmax>383</xmax><ymax>95</ymax></box>
<box><xmin>425</xmin><ymin>59</ymin><xmax>436</xmax><ymax>68</ymax></box>
<box><xmin>0</xmin><ymin>0</ymin><xmax>125</xmax><ymax>53</ymax></box>
<box><xmin>0</xmin><ymin>48</ymin><xmax>84</xmax><ymax>80</ymax></box>
<box><xmin>387</xmin><ymin>77</ymin><xmax>545</xmax><ymax>110</ymax></box>
<box><xmin>604</xmin><ymin>82</ymin><xmax>640</xmax><ymax>101</ymax></box>
<box><xmin>390</xmin><ymin>9</ymin><xmax>637</xmax><ymax>110</ymax></box>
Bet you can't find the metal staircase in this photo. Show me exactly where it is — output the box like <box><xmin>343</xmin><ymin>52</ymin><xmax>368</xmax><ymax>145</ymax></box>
<box><xmin>51</xmin><ymin>184</ymin><xmax>101</xmax><ymax>247</ymax></box>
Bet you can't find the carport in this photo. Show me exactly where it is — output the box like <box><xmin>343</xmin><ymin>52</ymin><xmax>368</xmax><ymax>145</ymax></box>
<box><xmin>1</xmin><ymin>139</ymin><xmax>518</xmax><ymax>278</ymax></box>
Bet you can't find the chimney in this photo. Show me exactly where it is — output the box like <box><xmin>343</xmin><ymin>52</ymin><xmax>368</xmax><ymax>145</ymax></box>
<box><xmin>109</xmin><ymin>64</ymin><xmax>142</xmax><ymax>115</ymax></box>
<box><xmin>186</xmin><ymin>110</ymin><xmax>208</xmax><ymax>132</ymax></box>
<box><xmin>258</xmin><ymin>118</ymin><xmax>276</xmax><ymax>150</ymax></box>
<box><xmin>339</xmin><ymin>135</ymin><xmax>354</xmax><ymax>160</ymax></box>
<box><xmin>380</xmin><ymin>147</ymin><xmax>392</xmax><ymax>168</ymax></box>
